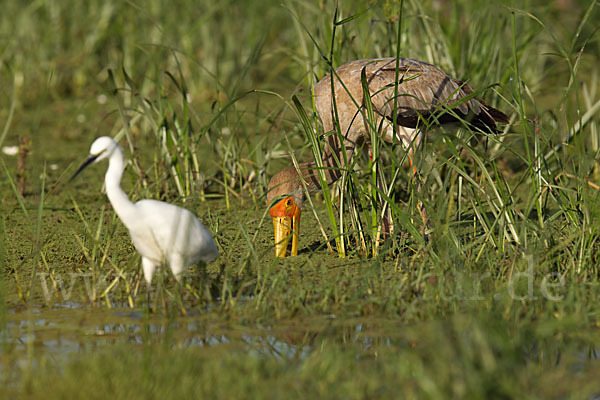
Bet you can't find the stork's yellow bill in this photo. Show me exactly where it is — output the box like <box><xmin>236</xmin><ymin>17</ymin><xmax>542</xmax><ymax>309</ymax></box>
<box><xmin>269</xmin><ymin>196</ymin><xmax>301</xmax><ymax>257</ymax></box>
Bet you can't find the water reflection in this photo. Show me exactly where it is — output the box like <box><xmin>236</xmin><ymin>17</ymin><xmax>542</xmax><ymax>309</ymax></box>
<box><xmin>1</xmin><ymin>303</ymin><xmax>363</xmax><ymax>363</ymax></box>
<box><xmin>3</xmin><ymin>301</ymin><xmax>600</xmax><ymax>382</ymax></box>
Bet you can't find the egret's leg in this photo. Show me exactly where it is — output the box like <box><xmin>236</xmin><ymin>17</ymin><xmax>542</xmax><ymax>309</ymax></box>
<box><xmin>141</xmin><ymin>257</ymin><xmax>157</xmax><ymax>287</ymax></box>
<box><xmin>141</xmin><ymin>257</ymin><xmax>156</xmax><ymax>308</ymax></box>
<box><xmin>169</xmin><ymin>254</ymin><xmax>188</xmax><ymax>315</ymax></box>
<box><xmin>169</xmin><ymin>253</ymin><xmax>185</xmax><ymax>283</ymax></box>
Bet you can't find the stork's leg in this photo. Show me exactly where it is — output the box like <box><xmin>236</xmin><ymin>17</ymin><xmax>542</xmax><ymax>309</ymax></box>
<box><xmin>409</xmin><ymin>148</ymin><xmax>429</xmax><ymax>243</ymax></box>
<box><xmin>415</xmin><ymin>177</ymin><xmax>430</xmax><ymax>244</ymax></box>
<box><xmin>376</xmin><ymin>168</ymin><xmax>393</xmax><ymax>240</ymax></box>
<box><xmin>368</xmin><ymin>144</ymin><xmax>393</xmax><ymax>241</ymax></box>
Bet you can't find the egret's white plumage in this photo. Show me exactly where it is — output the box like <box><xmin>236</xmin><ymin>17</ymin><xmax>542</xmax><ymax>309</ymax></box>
<box><xmin>72</xmin><ymin>136</ymin><xmax>218</xmax><ymax>285</ymax></box>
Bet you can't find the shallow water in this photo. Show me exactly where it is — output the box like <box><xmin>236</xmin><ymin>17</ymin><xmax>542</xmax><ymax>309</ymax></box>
<box><xmin>1</xmin><ymin>301</ymin><xmax>335</xmax><ymax>366</ymax></box>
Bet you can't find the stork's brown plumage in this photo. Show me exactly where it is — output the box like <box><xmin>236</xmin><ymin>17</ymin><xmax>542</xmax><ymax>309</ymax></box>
<box><xmin>267</xmin><ymin>58</ymin><xmax>509</xmax><ymax>257</ymax></box>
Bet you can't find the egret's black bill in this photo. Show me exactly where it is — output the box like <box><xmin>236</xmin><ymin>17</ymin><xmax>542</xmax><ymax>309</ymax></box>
<box><xmin>69</xmin><ymin>154</ymin><xmax>98</xmax><ymax>182</ymax></box>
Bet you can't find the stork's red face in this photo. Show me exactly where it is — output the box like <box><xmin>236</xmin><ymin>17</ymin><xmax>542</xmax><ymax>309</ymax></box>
<box><xmin>268</xmin><ymin>196</ymin><xmax>301</xmax><ymax>257</ymax></box>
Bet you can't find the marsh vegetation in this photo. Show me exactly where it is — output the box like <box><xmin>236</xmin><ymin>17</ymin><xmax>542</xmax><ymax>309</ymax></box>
<box><xmin>1</xmin><ymin>0</ymin><xmax>600</xmax><ymax>398</ymax></box>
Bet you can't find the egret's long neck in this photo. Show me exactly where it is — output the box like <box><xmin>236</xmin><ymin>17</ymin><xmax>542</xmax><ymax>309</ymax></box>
<box><xmin>104</xmin><ymin>147</ymin><xmax>137</xmax><ymax>227</ymax></box>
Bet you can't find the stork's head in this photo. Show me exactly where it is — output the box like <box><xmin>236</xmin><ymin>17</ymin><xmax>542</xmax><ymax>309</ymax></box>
<box><xmin>267</xmin><ymin>166</ymin><xmax>304</xmax><ymax>258</ymax></box>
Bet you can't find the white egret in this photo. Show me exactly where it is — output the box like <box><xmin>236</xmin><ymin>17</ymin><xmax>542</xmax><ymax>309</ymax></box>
<box><xmin>71</xmin><ymin>136</ymin><xmax>219</xmax><ymax>286</ymax></box>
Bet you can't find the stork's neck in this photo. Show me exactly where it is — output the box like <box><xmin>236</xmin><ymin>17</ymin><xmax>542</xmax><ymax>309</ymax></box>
<box><xmin>268</xmin><ymin>127</ymin><xmax>361</xmax><ymax>206</ymax></box>
<box><xmin>104</xmin><ymin>147</ymin><xmax>137</xmax><ymax>226</ymax></box>
<box><xmin>302</xmin><ymin>128</ymin><xmax>360</xmax><ymax>191</ymax></box>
